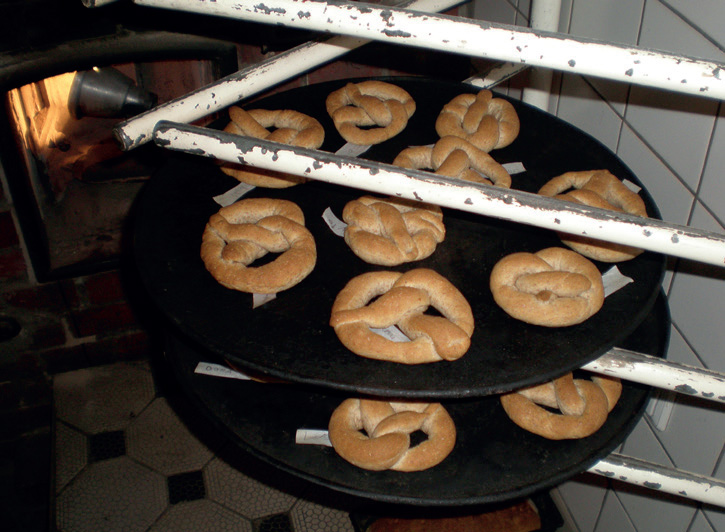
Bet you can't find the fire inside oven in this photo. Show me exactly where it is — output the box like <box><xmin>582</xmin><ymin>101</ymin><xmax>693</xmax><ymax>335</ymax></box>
<box><xmin>5</xmin><ymin>59</ymin><xmax>219</xmax><ymax>279</ymax></box>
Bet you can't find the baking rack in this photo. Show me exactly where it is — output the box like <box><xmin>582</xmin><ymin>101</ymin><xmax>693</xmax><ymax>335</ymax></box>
<box><xmin>98</xmin><ymin>0</ymin><xmax>725</xmax><ymax>509</ymax></box>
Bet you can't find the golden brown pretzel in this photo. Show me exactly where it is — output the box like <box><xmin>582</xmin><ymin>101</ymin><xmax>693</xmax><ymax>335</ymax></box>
<box><xmin>538</xmin><ymin>170</ymin><xmax>648</xmax><ymax>262</ymax></box>
<box><xmin>330</xmin><ymin>269</ymin><xmax>474</xmax><ymax>364</ymax></box>
<box><xmin>489</xmin><ymin>247</ymin><xmax>604</xmax><ymax>327</ymax></box>
<box><xmin>435</xmin><ymin>90</ymin><xmax>520</xmax><ymax>152</ymax></box>
<box><xmin>500</xmin><ymin>373</ymin><xmax>622</xmax><ymax>440</ymax></box>
<box><xmin>328</xmin><ymin>398</ymin><xmax>456</xmax><ymax>471</ymax></box>
<box><xmin>201</xmin><ymin>198</ymin><xmax>316</xmax><ymax>294</ymax></box>
<box><xmin>326</xmin><ymin>81</ymin><xmax>416</xmax><ymax>145</ymax></box>
<box><xmin>393</xmin><ymin>136</ymin><xmax>512</xmax><ymax>188</ymax></box>
<box><xmin>342</xmin><ymin>196</ymin><xmax>445</xmax><ymax>266</ymax></box>
<box><xmin>221</xmin><ymin>107</ymin><xmax>325</xmax><ymax>188</ymax></box>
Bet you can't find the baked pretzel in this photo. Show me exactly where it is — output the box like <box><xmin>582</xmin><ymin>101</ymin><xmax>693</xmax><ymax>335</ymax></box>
<box><xmin>326</xmin><ymin>81</ymin><xmax>416</xmax><ymax>145</ymax></box>
<box><xmin>330</xmin><ymin>269</ymin><xmax>474</xmax><ymax>364</ymax></box>
<box><xmin>342</xmin><ymin>196</ymin><xmax>445</xmax><ymax>266</ymax></box>
<box><xmin>393</xmin><ymin>136</ymin><xmax>512</xmax><ymax>188</ymax></box>
<box><xmin>201</xmin><ymin>198</ymin><xmax>316</xmax><ymax>294</ymax></box>
<box><xmin>221</xmin><ymin>107</ymin><xmax>325</xmax><ymax>188</ymax></box>
<box><xmin>538</xmin><ymin>170</ymin><xmax>648</xmax><ymax>262</ymax></box>
<box><xmin>328</xmin><ymin>398</ymin><xmax>456</xmax><ymax>471</ymax></box>
<box><xmin>500</xmin><ymin>373</ymin><xmax>622</xmax><ymax>440</ymax></box>
<box><xmin>435</xmin><ymin>90</ymin><xmax>520</xmax><ymax>152</ymax></box>
<box><xmin>489</xmin><ymin>247</ymin><xmax>604</xmax><ymax>327</ymax></box>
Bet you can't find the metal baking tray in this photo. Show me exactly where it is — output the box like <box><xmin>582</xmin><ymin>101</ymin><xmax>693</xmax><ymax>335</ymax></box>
<box><xmin>161</xmin><ymin>291</ymin><xmax>669</xmax><ymax>506</ymax></box>
<box><xmin>134</xmin><ymin>77</ymin><xmax>665</xmax><ymax>398</ymax></box>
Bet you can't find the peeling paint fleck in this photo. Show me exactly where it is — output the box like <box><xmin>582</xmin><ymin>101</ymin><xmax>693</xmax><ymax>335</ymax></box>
<box><xmin>714</xmin><ymin>67</ymin><xmax>722</xmax><ymax>80</ymax></box>
<box><xmin>254</xmin><ymin>3</ymin><xmax>286</xmax><ymax>15</ymax></box>
<box><xmin>643</xmin><ymin>229</ymin><xmax>652</xmax><ymax>237</ymax></box>
<box><xmin>681</xmin><ymin>79</ymin><xmax>687</xmax><ymax>84</ymax></box>
<box><xmin>465</xmin><ymin>198</ymin><xmax>473</xmax><ymax>205</ymax></box>
<box><xmin>297</xmin><ymin>10</ymin><xmax>311</xmax><ymax>18</ymax></box>
<box><xmin>674</xmin><ymin>384</ymin><xmax>698</xmax><ymax>395</ymax></box>
<box><xmin>671</xmin><ymin>234</ymin><xmax>679</xmax><ymax>243</ymax></box>
<box><xmin>383</xmin><ymin>29</ymin><xmax>412</xmax><ymax>38</ymax></box>
<box><xmin>619</xmin><ymin>476</ymin><xmax>628</xmax><ymax>481</ymax></box>
<box><xmin>568</xmin><ymin>59</ymin><xmax>576</xmax><ymax>67</ymax></box>
<box><xmin>312</xmin><ymin>161</ymin><xmax>323</xmax><ymax>170</ymax></box>
<box><xmin>594</xmin><ymin>469</ymin><xmax>615</xmax><ymax>478</ymax></box>
<box><xmin>703</xmin><ymin>392</ymin><xmax>714</xmax><ymax>398</ymax></box>
<box><xmin>414</xmin><ymin>191</ymin><xmax>422</xmax><ymax>201</ymax></box>
<box><xmin>554</xmin><ymin>218</ymin><xmax>561</xmax><ymax>224</ymax></box>
<box><xmin>625</xmin><ymin>68</ymin><xmax>634</xmax><ymax>77</ymax></box>
<box><xmin>643</xmin><ymin>481</ymin><xmax>662</xmax><ymax>490</ymax></box>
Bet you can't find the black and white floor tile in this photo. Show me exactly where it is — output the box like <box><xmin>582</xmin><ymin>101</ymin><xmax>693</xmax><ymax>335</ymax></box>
<box><xmin>52</xmin><ymin>360</ymin><xmax>355</xmax><ymax>532</ymax></box>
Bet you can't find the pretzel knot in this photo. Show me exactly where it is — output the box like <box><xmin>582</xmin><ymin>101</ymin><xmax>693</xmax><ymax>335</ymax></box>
<box><xmin>500</xmin><ymin>373</ymin><xmax>622</xmax><ymax>440</ymax></box>
<box><xmin>328</xmin><ymin>398</ymin><xmax>456</xmax><ymax>471</ymax></box>
<box><xmin>435</xmin><ymin>90</ymin><xmax>520</xmax><ymax>152</ymax></box>
<box><xmin>201</xmin><ymin>198</ymin><xmax>316</xmax><ymax>294</ymax></box>
<box><xmin>221</xmin><ymin>107</ymin><xmax>325</xmax><ymax>188</ymax></box>
<box><xmin>393</xmin><ymin>136</ymin><xmax>512</xmax><ymax>188</ymax></box>
<box><xmin>538</xmin><ymin>170</ymin><xmax>648</xmax><ymax>262</ymax></box>
<box><xmin>342</xmin><ymin>196</ymin><xmax>445</xmax><ymax>266</ymax></box>
<box><xmin>330</xmin><ymin>269</ymin><xmax>474</xmax><ymax>364</ymax></box>
<box><xmin>326</xmin><ymin>81</ymin><xmax>416</xmax><ymax>145</ymax></box>
<box><xmin>489</xmin><ymin>247</ymin><xmax>604</xmax><ymax>327</ymax></box>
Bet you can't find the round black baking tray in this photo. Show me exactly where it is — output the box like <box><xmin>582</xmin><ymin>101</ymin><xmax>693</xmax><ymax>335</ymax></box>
<box><xmin>134</xmin><ymin>76</ymin><xmax>665</xmax><ymax>398</ymax></box>
<box><xmin>163</xmin><ymin>290</ymin><xmax>670</xmax><ymax>506</ymax></box>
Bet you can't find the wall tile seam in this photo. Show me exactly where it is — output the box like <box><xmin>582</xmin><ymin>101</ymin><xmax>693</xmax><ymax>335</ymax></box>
<box><xmin>655</xmin><ymin>0</ymin><xmax>725</xmax><ymax>55</ymax></box>
<box><xmin>668</xmin><ymin>310</ymin><xmax>711</xmax><ymax>372</ymax></box>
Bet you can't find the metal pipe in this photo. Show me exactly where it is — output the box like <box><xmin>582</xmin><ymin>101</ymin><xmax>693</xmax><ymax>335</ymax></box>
<box><xmin>522</xmin><ymin>0</ymin><xmax>563</xmax><ymax>111</ymax></box>
<box><xmin>589</xmin><ymin>453</ymin><xmax>725</xmax><ymax>508</ymax></box>
<box><xmin>584</xmin><ymin>348</ymin><xmax>725</xmax><ymax>404</ymax></box>
<box><xmin>151</xmin><ymin>121</ymin><xmax>725</xmax><ymax>267</ymax></box>
<box><xmin>114</xmin><ymin>0</ymin><xmax>466</xmax><ymax>150</ymax></box>
<box><xmin>134</xmin><ymin>0</ymin><xmax>725</xmax><ymax>100</ymax></box>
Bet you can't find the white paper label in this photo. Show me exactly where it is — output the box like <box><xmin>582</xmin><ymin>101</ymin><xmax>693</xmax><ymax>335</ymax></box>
<box><xmin>253</xmin><ymin>293</ymin><xmax>277</xmax><ymax>308</ymax></box>
<box><xmin>214</xmin><ymin>182</ymin><xmax>256</xmax><ymax>206</ymax></box>
<box><xmin>295</xmin><ymin>429</ymin><xmax>332</xmax><ymax>446</ymax></box>
<box><xmin>194</xmin><ymin>362</ymin><xmax>251</xmax><ymax>380</ymax></box>
<box><xmin>370</xmin><ymin>326</ymin><xmax>409</xmax><ymax>342</ymax></box>
<box><xmin>502</xmin><ymin>161</ymin><xmax>526</xmax><ymax>174</ymax></box>
<box><xmin>322</xmin><ymin>207</ymin><xmax>348</xmax><ymax>237</ymax></box>
<box><xmin>336</xmin><ymin>143</ymin><xmax>370</xmax><ymax>157</ymax></box>
<box><xmin>602</xmin><ymin>266</ymin><xmax>634</xmax><ymax>297</ymax></box>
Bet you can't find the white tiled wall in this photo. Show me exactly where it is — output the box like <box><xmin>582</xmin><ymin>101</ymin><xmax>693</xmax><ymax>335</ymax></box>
<box><xmin>473</xmin><ymin>1</ymin><xmax>725</xmax><ymax>531</ymax></box>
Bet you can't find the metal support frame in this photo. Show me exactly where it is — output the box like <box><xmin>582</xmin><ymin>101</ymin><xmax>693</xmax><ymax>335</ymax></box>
<box><xmin>101</xmin><ymin>0</ymin><xmax>725</xmax><ymax>509</ymax></box>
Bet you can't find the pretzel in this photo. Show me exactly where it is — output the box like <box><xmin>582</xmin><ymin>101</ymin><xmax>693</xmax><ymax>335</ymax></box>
<box><xmin>393</xmin><ymin>136</ymin><xmax>512</xmax><ymax>188</ymax></box>
<box><xmin>342</xmin><ymin>196</ymin><xmax>445</xmax><ymax>266</ymax></box>
<box><xmin>489</xmin><ymin>247</ymin><xmax>604</xmax><ymax>327</ymax></box>
<box><xmin>328</xmin><ymin>398</ymin><xmax>456</xmax><ymax>471</ymax></box>
<box><xmin>201</xmin><ymin>198</ymin><xmax>316</xmax><ymax>294</ymax></box>
<box><xmin>326</xmin><ymin>81</ymin><xmax>416</xmax><ymax>145</ymax></box>
<box><xmin>538</xmin><ymin>170</ymin><xmax>648</xmax><ymax>262</ymax></box>
<box><xmin>221</xmin><ymin>107</ymin><xmax>325</xmax><ymax>188</ymax></box>
<box><xmin>500</xmin><ymin>373</ymin><xmax>622</xmax><ymax>440</ymax></box>
<box><xmin>435</xmin><ymin>90</ymin><xmax>520</xmax><ymax>152</ymax></box>
<box><xmin>330</xmin><ymin>269</ymin><xmax>474</xmax><ymax>364</ymax></box>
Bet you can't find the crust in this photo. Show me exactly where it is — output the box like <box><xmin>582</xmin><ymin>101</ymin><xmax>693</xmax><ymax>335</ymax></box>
<box><xmin>330</xmin><ymin>269</ymin><xmax>474</xmax><ymax>364</ymax></box>
<box><xmin>200</xmin><ymin>198</ymin><xmax>316</xmax><ymax>294</ymax></box>
<box><xmin>538</xmin><ymin>170</ymin><xmax>648</xmax><ymax>262</ymax></box>
<box><xmin>328</xmin><ymin>398</ymin><xmax>456</xmax><ymax>472</ymax></box>
<box><xmin>435</xmin><ymin>90</ymin><xmax>520</xmax><ymax>152</ymax></box>
<box><xmin>489</xmin><ymin>247</ymin><xmax>604</xmax><ymax>327</ymax></box>
<box><xmin>326</xmin><ymin>81</ymin><xmax>416</xmax><ymax>145</ymax></box>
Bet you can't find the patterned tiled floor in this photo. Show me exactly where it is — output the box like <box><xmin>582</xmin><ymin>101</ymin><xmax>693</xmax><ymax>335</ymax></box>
<box><xmin>53</xmin><ymin>360</ymin><xmax>356</xmax><ymax>532</ymax></box>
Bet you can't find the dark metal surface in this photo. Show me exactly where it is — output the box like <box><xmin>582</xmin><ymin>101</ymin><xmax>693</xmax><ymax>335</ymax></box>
<box><xmin>163</xmin><ymin>291</ymin><xmax>670</xmax><ymax>506</ymax></box>
<box><xmin>134</xmin><ymin>77</ymin><xmax>665</xmax><ymax>397</ymax></box>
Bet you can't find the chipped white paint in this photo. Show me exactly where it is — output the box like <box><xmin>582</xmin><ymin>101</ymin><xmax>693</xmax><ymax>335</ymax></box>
<box><xmin>584</xmin><ymin>348</ymin><xmax>725</xmax><ymax>403</ymax></box>
<box><xmin>152</xmin><ymin>122</ymin><xmax>725</xmax><ymax>267</ymax></box>
<box><xmin>114</xmin><ymin>0</ymin><xmax>463</xmax><ymax>150</ymax></box>
<box><xmin>465</xmin><ymin>62</ymin><xmax>529</xmax><ymax>89</ymax></box>
<box><xmin>589</xmin><ymin>453</ymin><xmax>725</xmax><ymax>508</ymax></box>
<box><xmin>134</xmin><ymin>0</ymin><xmax>725</xmax><ymax>100</ymax></box>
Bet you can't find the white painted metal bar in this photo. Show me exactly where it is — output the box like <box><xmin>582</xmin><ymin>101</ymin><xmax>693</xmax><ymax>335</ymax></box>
<box><xmin>114</xmin><ymin>0</ymin><xmax>465</xmax><ymax>150</ymax></box>
<box><xmin>521</xmin><ymin>0</ymin><xmax>562</xmax><ymax>111</ymax></box>
<box><xmin>464</xmin><ymin>62</ymin><xmax>529</xmax><ymax>89</ymax></box>
<box><xmin>588</xmin><ymin>453</ymin><xmax>725</xmax><ymax>508</ymax></box>
<box><xmin>584</xmin><ymin>348</ymin><xmax>725</xmax><ymax>404</ymax></box>
<box><xmin>134</xmin><ymin>0</ymin><xmax>725</xmax><ymax>100</ymax></box>
<box><xmin>152</xmin><ymin>121</ymin><xmax>725</xmax><ymax>267</ymax></box>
